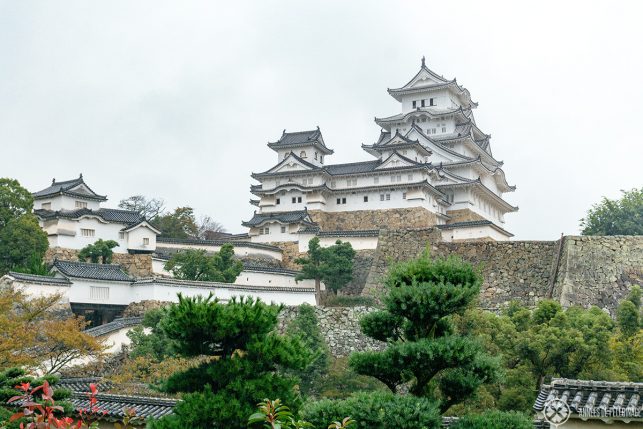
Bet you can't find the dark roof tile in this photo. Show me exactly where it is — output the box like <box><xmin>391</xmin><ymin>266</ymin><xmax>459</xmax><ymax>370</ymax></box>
<box><xmin>7</xmin><ymin>272</ymin><xmax>71</xmax><ymax>285</ymax></box>
<box><xmin>84</xmin><ymin>317</ymin><xmax>143</xmax><ymax>337</ymax></box>
<box><xmin>53</xmin><ymin>260</ymin><xmax>132</xmax><ymax>282</ymax></box>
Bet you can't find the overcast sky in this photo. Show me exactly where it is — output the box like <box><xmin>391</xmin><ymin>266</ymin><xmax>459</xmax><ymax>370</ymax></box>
<box><xmin>1</xmin><ymin>0</ymin><xmax>642</xmax><ymax>240</ymax></box>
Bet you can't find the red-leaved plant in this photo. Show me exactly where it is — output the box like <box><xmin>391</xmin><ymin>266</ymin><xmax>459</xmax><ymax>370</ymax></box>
<box><xmin>7</xmin><ymin>380</ymin><xmax>139</xmax><ymax>429</ymax></box>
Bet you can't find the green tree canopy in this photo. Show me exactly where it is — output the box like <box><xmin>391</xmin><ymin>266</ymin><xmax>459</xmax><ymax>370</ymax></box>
<box><xmin>0</xmin><ymin>178</ymin><xmax>34</xmax><ymax>229</ymax></box>
<box><xmin>349</xmin><ymin>254</ymin><xmax>498</xmax><ymax>414</ymax></box>
<box><xmin>0</xmin><ymin>214</ymin><xmax>48</xmax><ymax>275</ymax></box>
<box><xmin>78</xmin><ymin>239</ymin><xmax>119</xmax><ymax>264</ymax></box>
<box><xmin>148</xmin><ymin>294</ymin><xmax>310</xmax><ymax>429</ymax></box>
<box><xmin>580</xmin><ymin>188</ymin><xmax>643</xmax><ymax>235</ymax></box>
<box><xmin>163</xmin><ymin>244</ymin><xmax>243</xmax><ymax>282</ymax></box>
<box><xmin>295</xmin><ymin>238</ymin><xmax>356</xmax><ymax>304</ymax></box>
<box><xmin>155</xmin><ymin>206</ymin><xmax>199</xmax><ymax>239</ymax></box>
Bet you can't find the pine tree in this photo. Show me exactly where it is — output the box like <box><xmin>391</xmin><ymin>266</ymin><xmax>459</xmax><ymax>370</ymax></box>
<box><xmin>148</xmin><ymin>294</ymin><xmax>310</xmax><ymax>429</ymax></box>
<box><xmin>349</xmin><ymin>253</ymin><xmax>498</xmax><ymax>413</ymax></box>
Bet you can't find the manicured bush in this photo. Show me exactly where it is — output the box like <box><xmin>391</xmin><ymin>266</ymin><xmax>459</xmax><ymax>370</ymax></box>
<box><xmin>300</xmin><ymin>391</ymin><xmax>441</xmax><ymax>429</ymax></box>
<box><xmin>448</xmin><ymin>410</ymin><xmax>532</xmax><ymax>429</ymax></box>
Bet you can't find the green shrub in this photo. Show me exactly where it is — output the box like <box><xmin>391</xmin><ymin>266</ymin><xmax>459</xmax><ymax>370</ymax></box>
<box><xmin>323</xmin><ymin>295</ymin><xmax>376</xmax><ymax>307</ymax></box>
<box><xmin>300</xmin><ymin>391</ymin><xmax>441</xmax><ymax>429</ymax></box>
<box><xmin>315</xmin><ymin>357</ymin><xmax>386</xmax><ymax>399</ymax></box>
<box><xmin>448</xmin><ymin>410</ymin><xmax>532</xmax><ymax>429</ymax></box>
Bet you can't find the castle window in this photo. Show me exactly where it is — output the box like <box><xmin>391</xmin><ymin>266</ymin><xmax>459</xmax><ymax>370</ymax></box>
<box><xmin>346</xmin><ymin>178</ymin><xmax>357</xmax><ymax>187</ymax></box>
<box><xmin>276</xmin><ymin>198</ymin><xmax>280</xmax><ymax>205</ymax></box>
<box><xmin>403</xmin><ymin>192</ymin><xmax>407</xmax><ymax>199</ymax></box>
<box><xmin>430</xmin><ymin>98</ymin><xmax>435</xmax><ymax>106</ymax></box>
<box><xmin>143</xmin><ymin>237</ymin><xmax>150</xmax><ymax>245</ymax></box>
<box><xmin>260</xmin><ymin>227</ymin><xmax>270</xmax><ymax>235</ymax></box>
<box><xmin>300</xmin><ymin>151</ymin><xmax>307</xmax><ymax>158</ymax></box>
<box><xmin>41</xmin><ymin>202</ymin><xmax>51</xmax><ymax>210</ymax></box>
<box><xmin>330</xmin><ymin>181</ymin><xmax>336</xmax><ymax>188</ymax></box>
<box><xmin>412</xmin><ymin>100</ymin><xmax>417</xmax><ymax>108</ymax></box>
<box><xmin>292</xmin><ymin>197</ymin><xmax>296</xmax><ymax>203</ymax></box>
<box><xmin>281</xmin><ymin>226</ymin><xmax>286</xmax><ymax>233</ymax></box>
<box><xmin>442</xmin><ymin>127</ymin><xmax>446</xmax><ymax>133</ymax></box>
<box><xmin>363</xmin><ymin>196</ymin><xmax>368</xmax><ymax>202</ymax></box>
<box><xmin>386</xmin><ymin>194</ymin><xmax>391</xmax><ymax>201</ymax></box>
<box><xmin>391</xmin><ymin>174</ymin><xmax>402</xmax><ymax>183</ymax></box>
<box><xmin>336</xmin><ymin>198</ymin><xmax>347</xmax><ymax>205</ymax></box>
<box><xmin>81</xmin><ymin>229</ymin><xmax>95</xmax><ymax>237</ymax></box>
<box><xmin>297</xmin><ymin>196</ymin><xmax>302</xmax><ymax>203</ymax></box>
<box><xmin>75</xmin><ymin>201</ymin><xmax>87</xmax><ymax>209</ymax></box>
<box><xmin>314</xmin><ymin>151</ymin><xmax>318</xmax><ymax>160</ymax></box>
<box><xmin>380</xmin><ymin>194</ymin><xmax>385</xmax><ymax>201</ymax></box>
<box><xmin>421</xmin><ymin>99</ymin><xmax>425</xmax><ymax>107</ymax></box>
<box><xmin>374</xmin><ymin>177</ymin><xmax>379</xmax><ymax>184</ymax></box>
<box><xmin>90</xmin><ymin>286</ymin><xmax>109</xmax><ymax>301</ymax></box>
<box><xmin>119</xmin><ymin>232</ymin><xmax>125</xmax><ymax>239</ymax></box>
<box><xmin>320</xmin><ymin>156</ymin><xmax>324</xmax><ymax>164</ymax></box>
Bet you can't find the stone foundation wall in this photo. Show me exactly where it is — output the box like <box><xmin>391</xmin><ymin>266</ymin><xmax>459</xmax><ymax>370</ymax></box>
<box><xmin>111</xmin><ymin>254</ymin><xmax>153</xmax><ymax>278</ymax></box>
<box><xmin>554</xmin><ymin>236</ymin><xmax>643</xmax><ymax>314</ymax></box>
<box><xmin>446</xmin><ymin>208</ymin><xmax>487</xmax><ymax>223</ymax></box>
<box><xmin>430</xmin><ymin>240</ymin><xmax>558</xmax><ymax>308</ymax></box>
<box><xmin>362</xmin><ymin>228</ymin><xmax>443</xmax><ymax>297</ymax></box>
<box><xmin>269</xmin><ymin>241</ymin><xmax>304</xmax><ymax>270</ymax></box>
<box><xmin>278</xmin><ymin>306</ymin><xmax>385</xmax><ymax>357</ymax></box>
<box><xmin>309</xmin><ymin>207</ymin><xmax>438</xmax><ymax>231</ymax></box>
<box><xmin>342</xmin><ymin>250</ymin><xmax>376</xmax><ymax>295</ymax></box>
<box><xmin>360</xmin><ymin>230</ymin><xmax>643</xmax><ymax>314</ymax></box>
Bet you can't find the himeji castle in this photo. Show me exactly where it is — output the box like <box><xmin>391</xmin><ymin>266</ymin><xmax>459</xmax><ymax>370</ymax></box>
<box><xmin>244</xmin><ymin>58</ymin><xmax>517</xmax><ymax>242</ymax></box>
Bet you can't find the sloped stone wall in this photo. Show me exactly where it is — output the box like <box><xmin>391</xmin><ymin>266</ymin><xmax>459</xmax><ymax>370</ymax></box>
<box><xmin>554</xmin><ymin>236</ymin><xmax>643</xmax><ymax>314</ymax></box>
<box><xmin>360</xmin><ymin>230</ymin><xmax>643</xmax><ymax>314</ymax></box>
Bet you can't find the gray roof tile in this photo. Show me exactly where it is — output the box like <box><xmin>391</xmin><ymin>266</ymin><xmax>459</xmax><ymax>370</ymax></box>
<box><xmin>84</xmin><ymin>317</ymin><xmax>143</xmax><ymax>337</ymax></box>
<box><xmin>69</xmin><ymin>392</ymin><xmax>178</xmax><ymax>420</ymax></box>
<box><xmin>32</xmin><ymin>175</ymin><xmax>107</xmax><ymax>201</ymax></box>
<box><xmin>534</xmin><ymin>378</ymin><xmax>642</xmax><ymax>422</ymax></box>
<box><xmin>53</xmin><ymin>260</ymin><xmax>132</xmax><ymax>282</ymax></box>
<box><xmin>35</xmin><ymin>208</ymin><xmax>144</xmax><ymax>225</ymax></box>
<box><xmin>242</xmin><ymin>209</ymin><xmax>314</xmax><ymax>227</ymax></box>
<box><xmin>7</xmin><ymin>272</ymin><xmax>71</xmax><ymax>285</ymax></box>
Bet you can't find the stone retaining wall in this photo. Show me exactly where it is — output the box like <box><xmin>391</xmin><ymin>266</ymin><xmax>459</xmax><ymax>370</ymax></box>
<box><xmin>278</xmin><ymin>306</ymin><xmax>385</xmax><ymax>357</ymax></box>
<box><xmin>445</xmin><ymin>208</ymin><xmax>487</xmax><ymax>223</ymax></box>
<box><xmin>360</xmin><ymin>229</ymin><xmax>643</xmax><ymax>314</ymax></box>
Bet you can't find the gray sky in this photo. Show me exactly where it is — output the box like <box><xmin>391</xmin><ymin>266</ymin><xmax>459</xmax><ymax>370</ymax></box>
<box><xmin>1</xmin><ymin>0</ymin><xmax>642</xmax><ymax>240</ymax></box>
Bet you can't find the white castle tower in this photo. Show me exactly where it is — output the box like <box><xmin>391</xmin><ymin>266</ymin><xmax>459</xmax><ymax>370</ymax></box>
<box><xmin>244</xmin><ymin>59</ymin><xmax>517</xmax><ymax>242</ymax></box>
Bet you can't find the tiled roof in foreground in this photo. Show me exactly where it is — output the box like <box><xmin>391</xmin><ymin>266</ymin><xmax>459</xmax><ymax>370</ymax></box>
<box><xmin>69</xmin><ymin>392</ymin><xmax>178</xmax><ymax>421</ymax></box>
<box><xmin>534</xmin><ymin>378</ymin><xmax>642</xmax><ymax>423</ymax></box>
<box><xmin>242</xmin><ymin>209</ymin><xmax>314</xmax><ymax>228</ymax></box>
<box><xmin>53</xmin><ymin>260</ymin><xmax>132</xmax><ymax>282</ymax></box>
<box><xmin>35</xmin><ymin>208</ymin><xmax>144</xmax><ymax>225</ymax></box>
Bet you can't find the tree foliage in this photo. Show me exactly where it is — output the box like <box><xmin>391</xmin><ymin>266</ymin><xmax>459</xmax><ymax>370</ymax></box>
<box><xmin>285</xmin><ymin>304</ymin><xmax>329</xmax><ymax>398</ymax></box>
<box><xmin>0</xmin><ymin>178</ymin><xmax>49</xmax><ymax>275</ymax></box>
<box><xmin>448</xmin><ymin>410</ymin><xmax>532</xmax><ymax>429</ymax></box>
<box><xmin>163</xmin><ymin>244</ymin><xmax>243</xmax><ymax>282</ymax></box>
<box><xmin>580</xmin><ymin>187</ymin><xmax>643</xmax><ymax>235</ymax></box>
<box><xmin>349</xmin><ymin>254</ymin><xmax>498</xmax><ymax>414</ymax></box>
<box><xmin>0</xmin><ymin>214</ymin><xmax>49</xmax><ymax>275</ymax></box>
<box><xmin>147</xmin><ymin>294</ymin><xmax>310</xmax><ymax>429</ymax></box>
<box><xmin>78</xmin><ymin>239</ymin><xmax>119</xmax><ymax>264</ymax></box>
<box><xmin>300</xmin><ymin>391</ymin><xmax>441</xmax><ymax>429</ymax></box>
<box><xmin>295</xmin><ymin>238</ymin><xmax>356</xmax><ymax>304</ymax></box>
<box><xmin>451</xmin><ymin>290</ymin><xmax>642</xmax><ymax>414</ymax></box>
<box><xmin>0</xmin><ymin>178</ymin><xmax>34</xmax><ymax>229</ymax></box>
<box><xmin>0</xmin><ymin>287</ymin><xmax>104</xmax><ymax>373</ymax></box>
<box><xmin>155</xmin><ymin>206</ymin><xmax>199</xmax><ymax>239</ymax></box>
<box><xmin>118</xmin><ymin>195</ymin><xmax>165</xmax><ymax>220</ymax></box>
